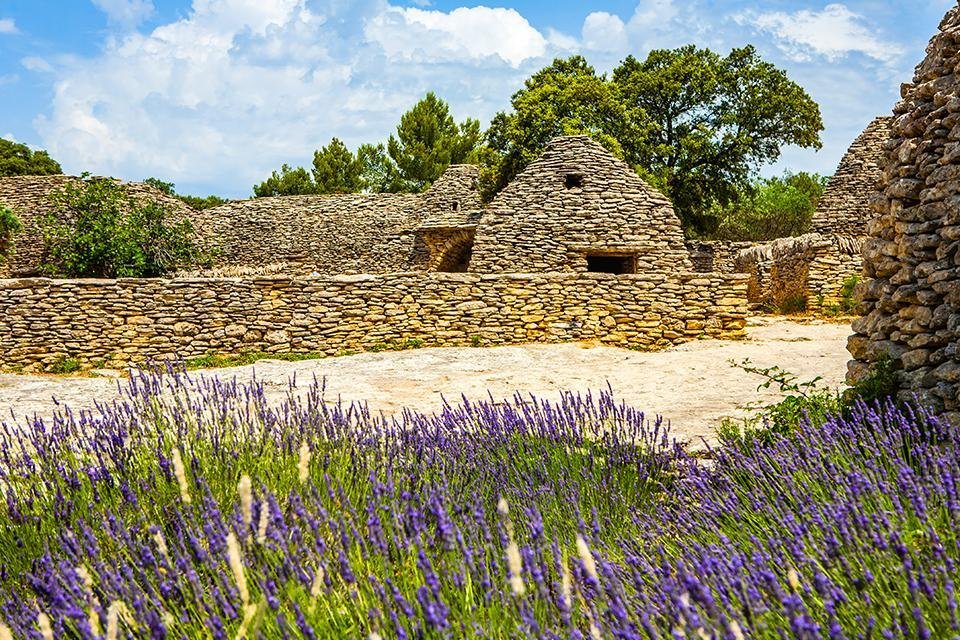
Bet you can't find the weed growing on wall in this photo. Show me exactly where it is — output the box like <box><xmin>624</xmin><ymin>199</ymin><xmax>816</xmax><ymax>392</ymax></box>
<box><xmin>0</xmin><ymin>204</ymin><xmax>21</xmax><ymax>265</ymax></box>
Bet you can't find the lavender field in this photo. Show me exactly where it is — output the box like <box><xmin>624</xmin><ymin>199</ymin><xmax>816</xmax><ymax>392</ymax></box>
<box><xmin>0</xmin><ymin>369</ymin><xmax>957</xmax><ymax>639</ymax></box>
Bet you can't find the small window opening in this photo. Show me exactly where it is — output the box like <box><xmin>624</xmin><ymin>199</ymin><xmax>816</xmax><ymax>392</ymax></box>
<box><xmin>586</xmin><ymin>254</ymin><xmax>636</xmax><ymax>274</ymax></box>
<box><xmin>565</xmin><ymin>173</ymin><xmax>584</xmax><ymax>189</ymax></box>
<box><xmin>452</xmin><ymin>200</ymin><xmax>460</xmax><ymax>212</ymax></box>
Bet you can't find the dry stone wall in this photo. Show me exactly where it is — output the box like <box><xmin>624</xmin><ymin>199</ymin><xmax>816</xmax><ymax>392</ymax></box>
<box><xmin>850</xmin><ymin>3</ymin><xmax>960</xmax><ymax>420</ymax></box>
<box><xmin>0</xmin><ymin>175</ymin><xmax>196</xmax><ymax>277</ymax></box>
<box><xmin>471</xmin><ymin>136</ymin><xmax>690</xmax><ymax>274</ymax></box>
<box><xmin>811</xmin><ymin>117</ymin><xmax>893</xmax><ymax>237</ymax></box>
<box><xmin>737</xmin><ymin>234</ymin><xmax>863</xmax><ymax>312</ymax></box>
<box><xmin>0</xmin><ymin>272</ymin><xmax>748</xmax><ymax>372</ymax></box>
<box><xmin>686</xmin><ymin>241</ymin><xmax>755</xmax><ymax>274</ymax></box>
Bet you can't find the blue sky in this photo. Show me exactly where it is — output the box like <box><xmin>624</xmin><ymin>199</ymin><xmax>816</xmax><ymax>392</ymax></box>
<box><xmin>0</xmin><ymin>0</ymin><xmax>954</xmax><ymax>198</ymax></box>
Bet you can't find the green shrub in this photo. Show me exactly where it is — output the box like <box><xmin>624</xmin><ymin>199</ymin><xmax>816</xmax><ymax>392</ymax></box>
<box><xmin>718</xmin><ymin>359</ymin><xmax>842</xmax><ymax>447</ymax></box>
<box><xmin>839</xmin><ymin>274</ymin><xmax>859</xmax><ymax>314</ymax></box>
<box><xmin>41</xmin><ymin>177</ymin><xmax>207</xmax><ymax>278</ymax></box>
<box><xmin>0</xmin><ymin>205</ymin><xmax>22</xmax><ymax>265</ymax></box>
<box><xmin>48</xmin><ymin>357</ymin><xmax>81</xmax><ymax>374</ymax></box>
<box><xmin>708</xmin><ymin>172</ymin><xmax>828</xmax><ymax>242</ymax></box>
<box><xmin>846</xmin><ymin>352</ymin><xmax>898</xmax><ymax>406</ymax></box>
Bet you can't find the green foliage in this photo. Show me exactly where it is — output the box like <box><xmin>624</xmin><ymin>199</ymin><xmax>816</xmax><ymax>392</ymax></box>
<box><xmin>387</xmin><ymin>92</ymin><xmax>481</xmax><ymax>192</ymax></box>
<box><xmin>846</xmin><ymin>352</ymin><xmax>899</xmax><ymax>407</ymax></box>
<box><xmin>481</xmin><ymin>56</ymin><xmax>629</xmax><ymax>199</ymax></box>
<box><xmin>41</xmin><ymin>177</ymin><xmax>206</xmax><ymax>278</ymax></box>
<box><xmin>356</xmin><ymin>142</ymin><xmax>402</xmax><ymax>193</ymax></box>
<box><xmin>0</xmin><ymin>139</ymin><xmax>62</xmax><ymax>176</ymax></box>
<box><xmin>48</xmin><ymin>356</ymin><xmax>81</xmax><ymax>374</ymax></box>
<box><xmin>612</xmin><ymin>46</ymin><xmax>823</xmax><ymax>235</ymax></box>
<box><xmin>710</xmin><ymin>171</ymin><xmax>828</xmax><ymax>241</ymax></box>
<box><xmin>312</xmin><ymin>137</ymin><xmax>365</xmax><ymax>194</ymax></box>
<box><xmin>185</xmin><ymin>351</ymin><xmax>328</xmax><ymax>370</ymax></box>
<box><xmin>253</xmin><ymin>164</ymin><xmax>318</xmax><ymax>197</ymax></box>
<box><xmin>144</xmin><ymin>177</ymin><xmax>228</xmax><ymax>210</ymax></box>
<box><xmin>718</xmin><ymin>359</ymin><xmax>842</xmax><ymax>447</ymax></box>
<box><xmin>839</xmin><ymin>274</ymin><xmax>860</xmax><ymax>314</ymax></box>
<box><xmin>0</xmin><ymin>204</ymin><xmax>23</xmax><ymax>265</ymax></box>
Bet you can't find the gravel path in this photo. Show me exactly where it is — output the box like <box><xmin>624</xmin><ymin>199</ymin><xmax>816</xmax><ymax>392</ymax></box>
<box><xmin>0</xmin><ymin>316</ymin><xmax>851</xmax><ymax>447</ymax></box>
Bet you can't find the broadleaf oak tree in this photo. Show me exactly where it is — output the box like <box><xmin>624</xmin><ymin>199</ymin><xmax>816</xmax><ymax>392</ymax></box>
<box><xmin>613</xmin><ymin>45</ymin><xmax>823</xmax><ymax>235</ymax></box>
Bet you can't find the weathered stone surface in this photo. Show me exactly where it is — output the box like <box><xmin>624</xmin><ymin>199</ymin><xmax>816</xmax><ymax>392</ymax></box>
<box><xmin>0</xmin><ymin>272</ymin><xmax>748</xmax><ymax>371</ymax></box>
<box><xmin>812</xmin><ymin>117</ymin><xmax>893</xmax><ymax>237</ymax></box>
<box><xmin>470</xmin><ymin>136</ymin><xmax>690</xmax><ymax>274</ymax></box>
<box><xmin>850</xmin><ymin>3</ymin><xmax>960</xmax><ymax>417</ymax></box>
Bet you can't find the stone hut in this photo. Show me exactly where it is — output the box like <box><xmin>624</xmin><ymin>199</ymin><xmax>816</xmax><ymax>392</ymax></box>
<box><xmin>469</xmin><ymin>136</ymin><xmax>690</xmax><ymax>274</ymax></box>
<box><xmin>0</xmin><ymin>175</ymin><xmax>195</xmax><ymax>277</ymax></box>
<box><xmin>414</xmin><ymin>164</ymin><xmax>483</xmax><ymax>272</ymax></box>
<box><xmin>849</xmin><ymin>3</ymin><xmax>960</xmax><ymax>420</ymax></box>
<box><xmin>811</xmin><ymin>116</ymin><xmax>893</xmax><ymax>237</ymax></box>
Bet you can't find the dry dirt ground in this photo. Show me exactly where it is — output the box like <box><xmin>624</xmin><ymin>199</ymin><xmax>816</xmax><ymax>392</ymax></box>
<box><xmin>0</xmin><ymin>316</ymin><xmax>851</xmax><ymax>447</ymax></box>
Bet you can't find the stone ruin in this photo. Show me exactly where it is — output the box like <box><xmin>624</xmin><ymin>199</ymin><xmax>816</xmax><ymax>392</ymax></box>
<box><xmin>849</xmin><ymin>3</ymin><xmax>960</xmax><ymax>421</ymax></box>
<box><xmin>697</xmin><ymin>116</ymin><xmax>889</xmax><ymax>313</ymax></box>
<box><xmin>0</xmin><ymin>135</ymin><xmax>749</xmax><ymax>371</ymax></box>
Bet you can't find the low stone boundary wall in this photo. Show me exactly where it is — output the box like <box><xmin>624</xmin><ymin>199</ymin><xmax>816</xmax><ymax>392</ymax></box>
<box><xmin>0</xmin><ymin>272</ymin><xmax>748</xmax><ymax>372</ymax></box>
<box><xmin>735</xmin><ymin>234</ymin><xmax>862</xmax><ymax>312</ymax></box>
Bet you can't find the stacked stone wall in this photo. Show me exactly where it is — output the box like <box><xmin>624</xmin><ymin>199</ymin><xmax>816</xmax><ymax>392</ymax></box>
<box><xmin>686</xmin><ymin>241</ymin><xmax>755</xmax><ymax>273</ymax></box>
<box><xmin>736</xmin><ymin>234</ymin><xmax>862</xmax><ymax>311</ymax></box>
<box><xmin>850</xmin><ymin>4</ymin><xmax>960</xmax><ymax>420</ymax></box>
<box><xmin>0</xmin><ymin>272</ymin><xmax>748</xmax><ymax>372</ymax></box>
<box><xmin>811</xmin><ymin>117</ymin><xmax>893</xmax><ymax>237</ymax></box>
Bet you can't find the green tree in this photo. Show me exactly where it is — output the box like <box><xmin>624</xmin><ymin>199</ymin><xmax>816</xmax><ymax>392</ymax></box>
<box><xmin>482</xmin><ymin>56</ymin><xmax>631</xmax><ymax>198</ymax></box>
<box><xmin>41</xmin><ymin>178</ymin><xmax>204</xmax><ymax>278</ymax></box>
<box><xmin>253</xmin><ymin>164</ymin><xmax>318</xmax><ymax>197</ymax></box>
<box><xmin>612</xmin><ymin>45</ymin><xmax>823</xmax><ymax>235</ymax></box>
<box><xmin>0</xmin><ymin>139</ymin><xmax>62</xmax><ymax>176</ymax></box>
<box><xmin>711</xmin><ymin>171</ymin><xmax>828</xmax><ymax>241</ymax></box>
<box><xmin>0</xmin><ymin>205</ymin><xmax>22</xmax><ymax>265</ymax></box>
<box><xmin>144</xmin><ymin>177</ymin><xmax>228</xmax><ymax>210</ymax></box>
<box><xmin>312</xmin><ymin>138</ymin><xmax>364</xmax><ymax>194</ymax></box>
<box><xmin>357</xmin><ymin>143</ymin><xmax>402</xmax><ymax>193</ymax></box>
<box><xmin>387</xmin><ymin>92</ymin><xmax>481</xmax><ymax>192</ymax></box>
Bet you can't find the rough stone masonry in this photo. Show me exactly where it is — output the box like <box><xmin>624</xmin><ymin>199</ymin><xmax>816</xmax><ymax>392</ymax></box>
<box><xmin>850</xmin><ymin>2</ymin><xmax>960</xmax><ymax>421</ymax></box>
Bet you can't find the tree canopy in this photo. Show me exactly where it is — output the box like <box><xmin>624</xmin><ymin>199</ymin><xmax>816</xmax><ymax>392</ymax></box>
<box><xmin>386</xmin><ymin>92</ymin><xmax>481</xmax><ymax>192</ymax></box>
<box><xmin>482</xmin><ymin>47</ymin><xmax>822</xmax><ymax>235</ymax></box>
<box><xmin>0</xmin><ymin>139</ymin><xmax>62</xmax><ymax>177</ymax></box>
<box><xmin>144</xmin><ymin>177</ymin><xmax>228</xmax><ymax>210</ymax></box>
<box><xmin>613</xmin><ymin>45</ymin><xmax>824</xmax><ymax>235</ymax></box>
<box><xmin>253</xmin><ymin>94</ymin><xmax>480</xmax><ymax>197</ymax></box>
<box><xmin>482</xmin><ymin>56</ymin><xmax>629</xmax><ymax>198</ymax></box>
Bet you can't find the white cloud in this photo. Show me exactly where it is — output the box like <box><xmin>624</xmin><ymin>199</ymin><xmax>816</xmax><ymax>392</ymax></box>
<box><xmin>0</xmin><ymin>18</ymin><xmax>18</xmax><ymax>34</ymax></box>
<box><xmin>628</xmin><ymin>0</ymin><xmax>678</xmax><ymax>30</ymax></box>
<box><xmin>34</xmin><ymin>0</ymin><xmax>557</xmax><ymax>196</ymax></box>
<box><xmin>736</xmin><ymin>3</ymin><xmax>903</xmax><ymax>64</ymax></box>
<box><xmin>365</xmin><ymin>6</ymin><xmax>547</xmax><ymax>68</ymax></box>
<box><xmin>581</xmin><ymin>12</ymin><xmax>628</xmax><ymax>54</ymax></box>
<box><xmin>22</xmin><ymin>57</ymin><xmax>53</xmax><ymax>73</ymax></box>
<box><xmin>91</xmin><ymin>0</ymin><xmax>156</xmax><ymax>28</ymax></box>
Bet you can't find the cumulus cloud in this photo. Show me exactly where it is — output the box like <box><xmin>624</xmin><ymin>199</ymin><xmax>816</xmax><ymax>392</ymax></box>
<box><xmin>91</xmin><ymin>0</ymin><xmax>156</xmax><ymax>28</ymax></box>
<box><xmin>0</xmin><ymin>18</ymin><xmax>18</xmax><ymax>34</ymax></box>
<box><xmin>581</xmin><ymin>12</ymin><xmax>628</xmax><ymax>54</ymax></box>
<box><xmin>365</xmin><ymin>6</ymin><xmax>547</xmax><ymax>68</ymax></box>
<box><xmin>34</xmin><ymin>0</ymin><xmax>556</xmax><ymax>196</ymax></box>
<box><xmin>736</xmin><ymin>3</ymin><xmax>903</xmax><ymax>63</ymax></box>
